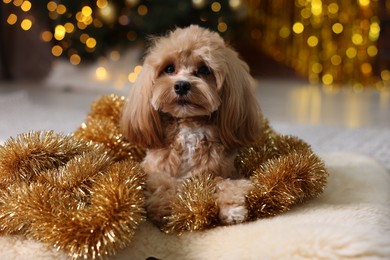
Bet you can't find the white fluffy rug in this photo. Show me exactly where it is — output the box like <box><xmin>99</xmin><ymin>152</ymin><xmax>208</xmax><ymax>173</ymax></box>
<box><xmin>0</xmin><ymin>152</ymin><xmax>389</xmax><ymax>260</ymax></box>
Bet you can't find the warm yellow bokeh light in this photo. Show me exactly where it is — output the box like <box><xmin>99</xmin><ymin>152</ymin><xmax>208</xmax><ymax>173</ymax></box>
<box><xmin>21</xmin><ymin>1</ymin><xmax>32</xmax><ymax>12</ymax></box>
<box><xmin>193</xmin><ymin>0</ymin><xmax>206</xmax><ymax>9</ymax></box>
<box><xmin>76</xmin><ymin>11</ymin><xmax>83</xmax><ymax>22</ymax></box>
<box><xmin>128</xmin><ymin>72</ymin><xmax>137</xmax><ymax>83</ymax></box>
<box><xmin>70</xmin><ymin>54</ymin><xmax>81</xmax><ymax>65</ymax></box>
<box><xmin>300</xmin><ymin>8</ymin><xmax>311</xmax><ymax>19</ymax></box>
<box><xmin>47</xmin><ymin>1</ymin><xmax>57</xmax><ymax>12</ymax></box>
<box><xmin>346</xmin><ymin>48</ymin><xmax>357</xmax><ymax>59</ymax></box>
<box><xmin>20</xmin><ymin>19</ymin><xmax>32</xmax><ymax>31</ymax></box>
<box><xmin>331</xmin><ymin>55</ymin><xmax>342</xmax><ymax>66</ymax></box>
<box><xmin>80</xmin><ymin>33</ymin><xmax>89</xmax><ymax>43</ymax></box>
<box><xmin>292</xmin><ymin>22</ymin><xmax>304</xmax><ymax>34</ymax></box>
<box><xmin>56</xmin><ymin>4</ymin><xmax>67</xmax><ymax>15</ymax></box>
<box><xmin>279</xmin><ymin>26</ymin><xmax>290</xmax><ymax>38</ymax></box>
<box><xmin>211</xmin><ymin>2</ymin><xmax>221</xmax><ymax>12</ymax></box>
<box><xmin>358</xmin><ymin>0</ymin><xmax>370</xmax><ymax>7</ymax></box>
<box><xmin>86</xmin><ymin>37</ymin><xmax>97</xmax><ymax>48</ymax></box>
<box><xmin>51</xmin><ymin>45</ymin><xmax>63</xmax><ymax>57</ymax></box>
<box><xmin>97</xmin><ymin>0</ymin><xmax>108</xmax><ymax>8</ymax></box>
<box><xmin>64</xmin><ymin>22</ymin><xmax>74</xmax><ymax>33</ymax></box>
<box><xmin>381</xmin><ymin>70</ymin><xmax>390</xmax><ymax>81</ymax></box>
<box><xmin>54</xmin><ymin>25</ymin><xmax>66</xmax><ymax>40</ymax></box>
<box><xmin>328</xmin><ymin>3</ymin><xmax>339</xmax><ymax>14</ymax></box>
<box><xmin>137</xmin><ymin>5</ymin><xmax>148</xmax><ymax>15</ymax></box>
<box><xmin>369</xmin><ymin>22</ymin><xmax>380</xmax><ymax>41</ymax></box>
<box><xmin>360</xmin><ymin>63</ymin><xmax>372</xmax><ymax>74</ymax></box>
<box><xmin>218</xmin><ymin>22</ymin><xmax>227</xmax><ymax>32</ymax></box>
<box><xmin>134</xmin><ymin>65</ymin><xmax>143</xmax><ymax>75</ymax></box>
<box><xmin>128</xmin><ymin>65</ymin><xmax>143</xmax><ymax>83</ymax></box>
<box><xmin>99</xmin><ymin>3</ymin><xmax>116</xmax><ymax>23</ymax></box>
<box><xmin>96</xmin><ymin>67</ymin><xmax>108</xmax><ymax>81</ymax></box>
<box><xmin>322</xmin><ymin>74</ymin><xmax>334</xmax><ymax>85</ymax></box>
<box><xmin>307</xmin><ymin>36</ymin><xmax>318</xmax><ymax>47</ymax></box>
<box><xmin>346</xmin><ymin>47</ymin><xmax>357</xmax><ymax>58</ymax></box>
<box><xmin>312</xmin><ymin>63</ymin><xmax>323</xmax><ymax>74</ymax></box>
<box><xmin>332</xmin><ymin>23</ymin><xmax>343</xmax><ymax>34</ymax></box>
<box><xmin>229</xmin><ymin>0</ymin><xmax>241</xmax><ymax>9</ymax></box>
<box><xmin>82</xmin><ymin>6</ymin><xmax>93</xmax><ymax>17</ymax></box>
<box><xmin>110</xmin><ymin>51</ymin><xmax>120</xmax><ymax>61</ymax></box>
<box><xmin>352</xmin><ymin>33</ymin><xmax>363</xmax><ymax>45</ymax></box>
<box><xmin>41</xmin><ymin>31</ymin><xmax>53</xmax><ymax>42</ymax></box>
<box><xmin>3</xmin><ymin>0</ymin><xmax>12</xmax><ymax>4</ymax></box>
<box><xmin>6</xmin><ymin>13</ymin><xmax>17</xmax><ymax>25</ymax></box>
<box><xmin>13</xmin><ymin>0</ymin><xmax>23</xmax><ymax>7</ymax></box>
<box><xmin>311</xmin><ymin>0</ymin><xmax>322</xmax><ymax>16</ymax></box>
<box><xmin>77</xmin><ymin>22</ymin><xmax>87</xmax><ymax>30</ymax></box>
<box><xmin>367</xmin><ymin>45</ymin><xmax>378</xmax><ymax>57</ymax></box>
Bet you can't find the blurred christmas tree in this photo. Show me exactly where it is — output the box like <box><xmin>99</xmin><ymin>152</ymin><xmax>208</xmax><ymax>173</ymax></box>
<box><xmin>2</xmin><ymin>0</ymin><xmax>389</xmax><ymax>88</ymax></box>
<box><xmin>245</xmin><ymin>0</ymin><xmax>390</xmax><ymax>89</ymax></box>
<box><xmin>5</xmin><ymin>0</ymin><xmax>249</xmax><ymax>64</ymax></box>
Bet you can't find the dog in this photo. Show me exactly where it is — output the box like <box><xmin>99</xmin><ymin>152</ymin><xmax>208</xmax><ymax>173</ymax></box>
<box><xmin>121</xmin><ymin>25</ymin><xmax>262</xmax><ymax>226</ymax></box>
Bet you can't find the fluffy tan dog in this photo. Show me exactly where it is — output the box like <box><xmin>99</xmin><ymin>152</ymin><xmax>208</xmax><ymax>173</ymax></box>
<box><xmin>121</xmin><ymin>25</ymin><xmax>263</xmax><ymax>226</ymax></box>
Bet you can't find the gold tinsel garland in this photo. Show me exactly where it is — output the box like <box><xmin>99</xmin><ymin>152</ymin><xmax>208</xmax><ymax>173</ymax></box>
<box><xmin>0</xmin><ymin>95</ymin><xmax>146</xmax><ymax>259</ymax></box>
<box><xmin>162</xmin><ymin>173</ymin><xmax>219</xmax><ymax>234</ymax></box>
<box><xmin>0</xmin><ymin>94</ymin><xmax>328</xmax><ymax>259</ymax></box>
<box><xmin>73</xmin><ymin>94</ymin><xmax>145</xmax><ymax>162</ymax></box>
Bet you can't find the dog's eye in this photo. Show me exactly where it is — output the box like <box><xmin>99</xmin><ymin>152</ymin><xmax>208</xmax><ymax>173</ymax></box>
<box><xmin>164</xmin><ymin>64</ymin><xmax>175</xmax><ymax>74</ymax></box>
<box><xmin>197</xmin><ymin>65</ymin><xmax>211</xmax><ymax>76</ymax></box>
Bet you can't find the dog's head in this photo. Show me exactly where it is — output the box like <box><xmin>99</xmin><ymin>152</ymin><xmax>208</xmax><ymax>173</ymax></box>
<box><xmin>121</xmin><ymin>25</ymin><xmax>261</xmax><ymax>149</ymax></box>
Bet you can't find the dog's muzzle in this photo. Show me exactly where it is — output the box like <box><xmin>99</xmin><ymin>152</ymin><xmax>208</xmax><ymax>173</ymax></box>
<box><xmin>174</xmin><ymin>81</ymin><xmax>191</xmax><ymax>96</ymax></box>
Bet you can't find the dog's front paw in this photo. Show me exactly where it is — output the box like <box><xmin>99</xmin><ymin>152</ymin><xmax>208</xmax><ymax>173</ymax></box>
<box><xmin>219</xmin><ymin>204</ymin><xmax>248</xmax><ymax>224</ymax></box>
<box><xmin>216</xmin><ymin>178</ymin><xmax>253</xmax><ymax>225</ymax></box>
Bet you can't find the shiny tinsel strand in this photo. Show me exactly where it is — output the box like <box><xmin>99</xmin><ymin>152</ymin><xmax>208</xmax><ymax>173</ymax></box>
<box><xmin>0</xmin><ymin>131</ymin><xmax>90</xmax><ymax>188</ymax></box>
<box><xmin>0</xmin><ymin>158</ymin><xmax>146</xmax><ymax>259</ymax></box>
<box><xmin>0</xmin><ymin>126</ymin><xmax>146</xmax><ymax>259</ymax></box>
<box><xmin>0</xmin><ymin>182</ymin><xmax>75</xmax><ymax>235</ymax></box>
<box><xmin>74</xmin><ymin>117</ymin><xmax>145</xmax><ymax>162</ymax></box>
<box><xmin>235</xmin><ymin>118</ymin><xmax>281</xmax><ymax>177</ymax></box>
<box><xmin>30</xmin><ymin>160</ymin><xmax>146</xmax><ymax>259</ymax></box>
<box><xmin>162</xmin><ymin>173</ymin><xmax>218</xmax><ymax>234</ymax></box>
<box><xmin>246</xmin><ymin>151</ymin><xmax>328</xmax><ymax>220</ymax></box>
<box><xmin>88</xmin><ymin>94</ymin><xmax>126</xmax><ymax>124</ymax></box>
<box><xmin>37</xmin><ymin>149</ymin><xmax>113</xmax><ymax>193</ymax></box>
<box><xmin>74</xmin><ymin>94</ymin><xmax>145</xmax><ymax>162</ymax></box>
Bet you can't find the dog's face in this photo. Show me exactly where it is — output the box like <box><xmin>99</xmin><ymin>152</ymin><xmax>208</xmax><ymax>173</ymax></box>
<box><xmin>151</xmin><ymin>52</ymin><xmax>220</xmax><ymax>118</ymax></box>
<box><xmin>121</xmin><ymin>25</ymin><xmax>261</xmax><ymax>149</ymax></box>
<box><xmin>147</xmin><ymin>26</ymin><xmax>227</xmax><ymax>118</ymax></box>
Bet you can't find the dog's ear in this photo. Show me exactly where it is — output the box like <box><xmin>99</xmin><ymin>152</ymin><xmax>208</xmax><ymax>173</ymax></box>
<box><xmin>121</xmin><ymin>63</ymin><xmax>163</xmax><ymax>148</ymax></box>
<box><xmin>216</xmin><ymin>47</ymin><xmax>262</xmax><ymax>150</ymax></box>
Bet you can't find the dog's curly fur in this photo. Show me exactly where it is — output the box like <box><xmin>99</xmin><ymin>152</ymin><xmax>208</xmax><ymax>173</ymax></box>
<box><xmin>121</xmin><ymin>25</ymin><xmax>263</xmax><ymax>226</ymax></box>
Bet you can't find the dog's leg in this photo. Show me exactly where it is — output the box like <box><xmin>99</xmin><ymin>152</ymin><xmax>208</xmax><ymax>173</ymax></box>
<box><xmin>215</xmin><ymin>178</ymin><xmax>253</xmax><ymax>224</ymax></box>
<box><xmin>144</xmin><ymin>172</ymin><xmax>179</xmax><ymax>227</ymax></box>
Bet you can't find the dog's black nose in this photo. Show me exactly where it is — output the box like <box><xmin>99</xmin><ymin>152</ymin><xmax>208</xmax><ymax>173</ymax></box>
<box><xmin>174</xmin><ymin>81</ymin><xmax>191</xmax><ymax>96</ymax></box>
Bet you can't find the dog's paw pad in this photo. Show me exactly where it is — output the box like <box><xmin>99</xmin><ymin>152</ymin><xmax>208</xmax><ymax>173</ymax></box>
<box><xmin>219</xmin><ymin>205</ymin><xmax>248</xmax><ymax>225</ymax></box>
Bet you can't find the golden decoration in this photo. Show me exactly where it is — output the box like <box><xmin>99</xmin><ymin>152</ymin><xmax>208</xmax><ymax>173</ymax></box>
<box><xmin>162</xmin><ymin>173</ymin><xmax>219</xmax><ymax>233</ymax></box>
<box><xmin>0</xmin><ymin>94</ymin><xmax>328</xmax><ymax>258</ymax></box>
<box><xmin>0</xmin><ymin>95</ymin><xmax>146</xmax><ymax>259</ymax></box>
<box><xmin>0</xmin><ymin>131</ymin><xmax>90</xmax><ymax>188</ymax></box>
<box><xmin>73</xmin><ymin>94</ymin><xmax>146</xmax><ymax>162</ymax></box>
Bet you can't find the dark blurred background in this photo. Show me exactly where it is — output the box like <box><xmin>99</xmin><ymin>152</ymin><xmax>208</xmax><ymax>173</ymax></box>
<box><xmin>1</xmin><ymin>0</ymin><xmax>389</xmax><ymax>89</ymax></box>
